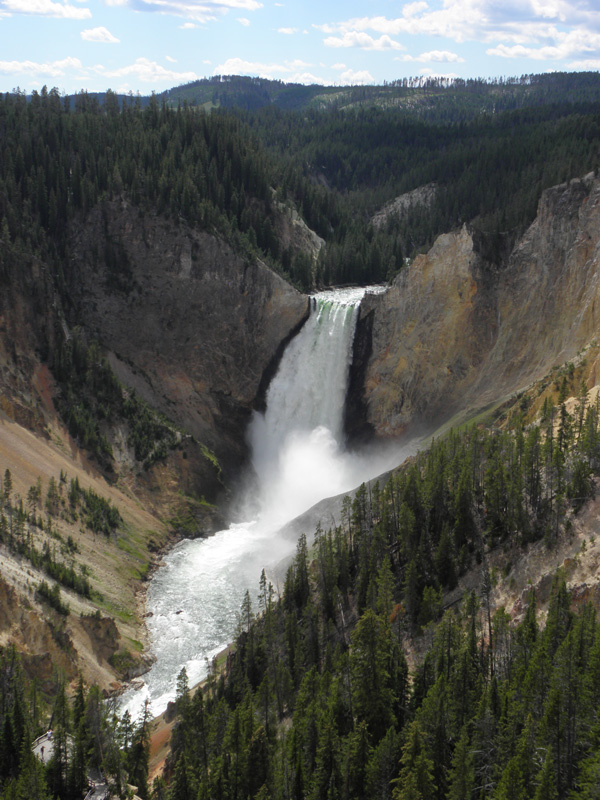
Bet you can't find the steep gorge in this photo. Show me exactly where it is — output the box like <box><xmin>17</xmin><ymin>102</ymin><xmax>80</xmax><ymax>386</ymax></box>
<box><xmin>4</xmin><ymin>169</ymin><xmax>600</xmax><ymax>697</ymax></box>
<box><xmin>0</xmin><ymin>202</ymin><xmax>309</xmax><ymax>692</ymax></box>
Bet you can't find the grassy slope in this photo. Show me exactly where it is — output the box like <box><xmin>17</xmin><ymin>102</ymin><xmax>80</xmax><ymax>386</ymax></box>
<box><xmin>0</xmin><ymin>407</ymin><xmax>171</xmax><ymax>693</ymax></box>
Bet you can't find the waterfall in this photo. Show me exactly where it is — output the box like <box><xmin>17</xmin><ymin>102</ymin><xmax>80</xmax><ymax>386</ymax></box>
<box><xmin>120</xmin><ymin>286</ymin><xmax>385</xmax><ymax>719</ymax></box>
<box><xmin>247</xmin><ymin>287</ymin><xmax>367</xmax><ymax>527</ymax></box>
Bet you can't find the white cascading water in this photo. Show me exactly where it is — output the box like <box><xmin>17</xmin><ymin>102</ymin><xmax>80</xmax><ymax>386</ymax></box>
<box><xmin>120</xmin><ymin>286</ymin><xmax>389</xmax><ymax>720</ymax></box>
<box><xmin>248</xmin><ymin>287</ymin><xmax>369</xmax><ymax>528</ymax></box>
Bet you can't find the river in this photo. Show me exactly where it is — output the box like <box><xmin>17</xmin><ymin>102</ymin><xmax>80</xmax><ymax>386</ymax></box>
<box><xmin>120</xmin><ymin>286</ymin><xmax>404</xmax><ymax>720</ymax></box>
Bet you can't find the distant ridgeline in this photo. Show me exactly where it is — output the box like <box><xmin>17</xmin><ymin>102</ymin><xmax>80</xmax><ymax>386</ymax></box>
<box><xmin>161</xmin><ymin>71</ymin><xmax>600</xmax><ymax>116</ymax></box>
<box><xmin>2</xmin><ymin>72</ymin><xmax>600</xmax><ymax>291</ymax></box>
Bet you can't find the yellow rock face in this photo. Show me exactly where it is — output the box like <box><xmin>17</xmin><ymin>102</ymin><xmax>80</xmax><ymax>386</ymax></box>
<box><xmin>358</xmin><ymin>173</ymin><xmax>600</xmax><ymax>438</ymax></box>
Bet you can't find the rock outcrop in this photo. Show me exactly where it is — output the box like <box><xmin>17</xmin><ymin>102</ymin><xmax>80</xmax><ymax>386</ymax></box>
<box><xmin>274</xmin><ymin>201</ymin><xmax>325</xmax><ymax>261</ymax></box>
<box><xmin>371</xmin><ymin>182</ymin><xmax>437</xmax><ymax>230</ymax></box>
<box><xmin>352</xmin><ymin>173</ymin><xmax>600</xmax><ymax>438</ymax></box>
<box><xmin>67</xmin><ymin>200</ymin><xmax>309</xmax><ymax>479</ymax></box>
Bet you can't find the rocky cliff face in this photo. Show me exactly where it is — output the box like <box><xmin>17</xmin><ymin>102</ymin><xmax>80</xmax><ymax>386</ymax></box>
<box><xmin>0</xmin><ymin>251</ymin><xmax>59</xmax><ymax>431</ymax></box>
<box><xmin>352</xmin><ymin>173</ymin><xmax>600</xmax><ymax>438</ymax></box>
<box><xmin>67</xmin><ymin>199</ymin><xmax>309</xmax><ymax>480</ymax></box>
<box><xmin>371</xmin><ymin>183</ymin><xmax>437</xmax><ymax>230</ymax></box>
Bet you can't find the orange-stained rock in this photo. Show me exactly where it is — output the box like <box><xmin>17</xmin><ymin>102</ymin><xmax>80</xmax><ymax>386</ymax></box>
<box><xmin>352</xmin><ymin>173</ymin><xmax>600</xmax><ymax>439</ymax></box>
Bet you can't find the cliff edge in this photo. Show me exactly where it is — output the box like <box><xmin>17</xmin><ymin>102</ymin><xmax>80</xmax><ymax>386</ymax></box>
<box><xmin>352</xmin><ymin>173</ymin><xmax>600</xmax><ymax>438</ymax></box>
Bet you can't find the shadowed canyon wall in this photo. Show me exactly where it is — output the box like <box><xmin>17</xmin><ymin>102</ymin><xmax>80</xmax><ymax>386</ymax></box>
<box><xmin>66</xmin><ymin>200</ymin><xmax>310</xmax><ymax>479</ymax></box>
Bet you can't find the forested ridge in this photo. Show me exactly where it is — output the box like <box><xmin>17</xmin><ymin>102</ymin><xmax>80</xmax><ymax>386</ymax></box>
<box><xmin>163</xmin><ymin>72</ymin><xmax>600</xmax><ymax>118</ymax></box>
<box><xmin>146</xmin><ymin>379</ymin><xmax>600</xmax><ymax>800</ymax></box>
<box><xmin>0</xmin><ymin>86</ymin><xmax>398</xmax><ymax>295</ymax></box>
<box><xmin>3</xmin><ymin>75</ymin><xmax>600</xmax><ymax>292</ymax></box>
<box><xmin>239</xmin><ymin>102</ymin><xmax>600</xmax><ymax>268</ymax></box>
<box><xmin>0</xmin><ymin>89</ymin><xmax>281</xmax><ymax>281</ymax></box>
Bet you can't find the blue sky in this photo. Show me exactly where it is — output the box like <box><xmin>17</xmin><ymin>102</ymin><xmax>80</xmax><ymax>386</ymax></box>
<box><xmin>1</xmin><ymin>0</ymin><xmax>599</xmax><ymax>95</ymax></box>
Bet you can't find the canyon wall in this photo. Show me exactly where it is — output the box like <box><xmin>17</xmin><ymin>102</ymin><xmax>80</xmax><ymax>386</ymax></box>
<box><xmin>66</xmin><ymin>200</ymin><xmax>310</xmax><ymax>479</ymax></box>
<box><xmin>351</xmin><ymin>172</ymin><xmax>600</xmax><ymax>438</ymax></box>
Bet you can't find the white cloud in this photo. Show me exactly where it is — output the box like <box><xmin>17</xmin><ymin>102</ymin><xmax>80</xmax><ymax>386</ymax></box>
<box><xmin>2</xmin><ymin>0</ymin><xmax>91</xmax><ymax>17</ymax></box>
<box><xmin>166</xmin><ymin>55</ymin><xmax>177</xmax><ymax>62</ymax></box>
<box><xmin>530</xmin><ymin>0</ymin><xmax>589</xmax><ymax>22</ymax></box>
<box><xmin>400</xmin><ymin>49</ymin><xmax>465</xmax><ymax>62</ymax></box>
<box><xmin>318</xmin><ymin>0</ymin><xmax>600</xmax><ymax>57</ymax></box>
<box><xmin>339</xmin><ymin>68</ymin><xmax>374</xmax><ymax>84</ymax></box>
<box><xmin>99</xmin><ymin>57</ymin><xmax>200</xmax><ymax>83</ymax></box>
<box><xmin>291</xmin><ymin>71</ymin><xmax>327</xmax><ymax>83</ymax></box>
<box><xmin>237</xmin><ymin>15</ymin><xmax>249</xmax><ymax>24</ymax></box>
<box><xmin>403</xmin><ymin>1</ymin><xmax>428</xmax><ymax>17</ymax></box>
<box><xmin>180</xmin><ymin>21</ymin><xmax>196</xmax><ymax>27</ymax></box>
<box><xmin>482</xmin><ymin>21</ymin><xmax>566</xmax><ymax>46</ymax></box>
<box><xmin>126</xmin><ymin>0</ymin><xmax>262</xmax><ymax>22</ymax></box>
<box><xmin>324</xmin><ymin>31</ymin><xmax>404</xmax><ymax>50</ymax></box>
<box><xmin>286</xmin><ymin>58</ymin><xmax>311</xmax><ymax>69</ymax></box>
<box><xmin>332</xmin><ymin>62</ymin><xmax>346</xmax><ymax>69</ymax></box>
<box><xmin>81</xmin><ymin>26</ymin><xmax>120</xmax><ymax>42</ymax></box>
<box><xmin>487</xmin><ymin>28</ymin><xmax>600</xmax><ymax>59</ymax></box>
<box><xmin>568</xmin><ymin>57</ymin><xmax>600</xmax><ymax>69</ymax></box>
<box><xmin>0</xmin><ymin>56</ymin><xmax>83</xmax><ymax>76</ymax></box>
<box><xmin>418</xmin><ymin>67</ymin><xmax>460</xmax><ymax>79</ymax></box>
<box><xmin>312</xmin><ymin>22</ymin><xmax>335</xmax><ymax>34</ymax></box>
<box><xmin>213</xmin><ymin>56</ymin><xmax>317</xmax><ymax>81</ymax></box>
<box><xmin>318</xmin><ymin>11</ymin><xmax>480</xmax><ymax>44</ymax></box>
<box><xmin>277</xmin><ymin>26</ymin><xmax>296</xmax><ymax>34</ymax></box>
<box><xmin>487</xmin><ymin>42</ymin><xmax>551</xmax><ymax>58</ymax></box>
<box><xmin>208</xmin><ymin>0</ymin><xmax>260</xmax><ymax>6</ymax></box>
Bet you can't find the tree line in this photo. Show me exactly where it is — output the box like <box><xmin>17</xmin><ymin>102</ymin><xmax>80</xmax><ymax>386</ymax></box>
<box><xmin>152</xmin><ymin>381</ymin><xmax>600</xmax><ymax>800</ymax></box>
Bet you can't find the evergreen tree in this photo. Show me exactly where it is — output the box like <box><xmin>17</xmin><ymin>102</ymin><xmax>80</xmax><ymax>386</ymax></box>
<box><xmin>447</xmin><ymin>725</ymin><xmax>474</xmax><ymax>800</ymax></box>
<box><xmin>350</xmin><ymin>609</ymin><xmax>395</xmax><ymax>743</ymax></box>
<box><xmin>392</xmin><ymin>721</ymin><xmax>436</xmax><ymax>800</ymax></box>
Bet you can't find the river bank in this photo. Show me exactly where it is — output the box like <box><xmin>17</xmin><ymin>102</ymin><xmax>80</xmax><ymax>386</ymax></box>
<box><xmin>146</xmin><ymin>641</ymin><xmax>235</xmax><ymax>783</ymax></box>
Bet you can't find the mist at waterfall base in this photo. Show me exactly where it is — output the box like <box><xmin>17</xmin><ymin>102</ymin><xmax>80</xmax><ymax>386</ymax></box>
<box><xmin>120</xmin><ymin>287</ymin><xmax>410</xmax><ymax>721</ymax></box>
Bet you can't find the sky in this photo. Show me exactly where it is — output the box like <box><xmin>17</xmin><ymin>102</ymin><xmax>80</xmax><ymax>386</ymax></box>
<box><xmin>0</xmin><ymin>0</ymin><xmax>599</xmax><ymax>95</ymax></box>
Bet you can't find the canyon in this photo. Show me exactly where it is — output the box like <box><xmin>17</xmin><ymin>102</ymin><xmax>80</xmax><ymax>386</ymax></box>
<box><xmin>2</xmin><ymin>170</ymin><xmax>600</xmax><ymax>697</ymax></box>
